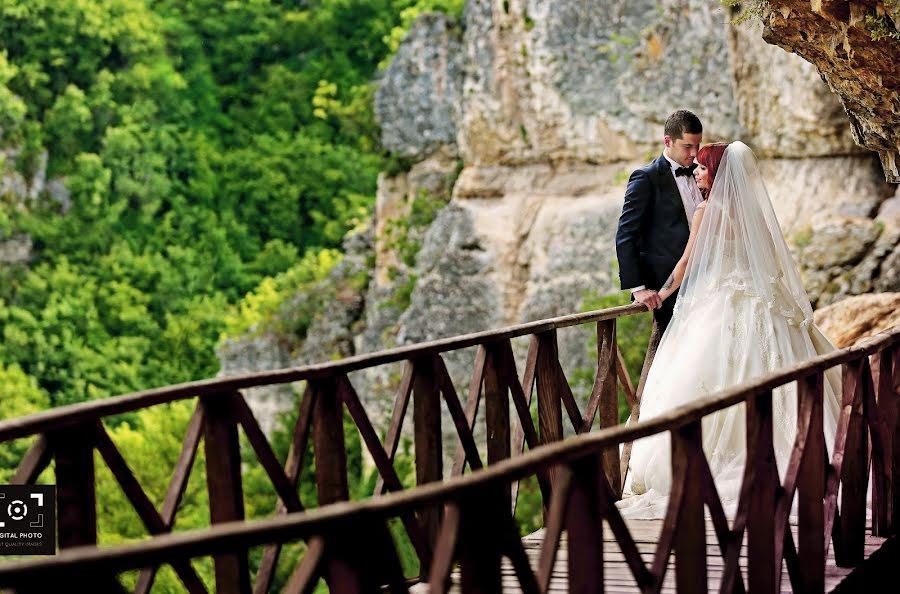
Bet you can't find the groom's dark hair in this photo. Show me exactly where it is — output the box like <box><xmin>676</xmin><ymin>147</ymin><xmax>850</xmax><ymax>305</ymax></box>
<box><xmin>665</xmin><ymin>110</ymin><xmax>702</xmax><ymax>139</ymax></box>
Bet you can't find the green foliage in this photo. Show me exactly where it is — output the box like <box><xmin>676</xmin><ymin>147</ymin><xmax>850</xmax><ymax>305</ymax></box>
<box><xmin>0</xmin><ymin>51</ymin><xmax>27</xmax><ymax>143</ymax></box>
<box><xmin>719</xmin><ymin>0</ymin><xmax>769</xmax><ymax>24</ymax></box>
<box><xmin>0</xmin><ymin>364</ymin><xmax>50</xmax><ymax>483</ymax></box>
<box><xmin>866</xmin><ymin>14</ymin><xmax>900</xmax><ymax>42</ymax></box>
<box><xmin>790</xmin><ymin>225</ymin><xmax>814</xmax><ymax>249</ymax></box>
<box><xmin>523</xmin><ymin>11</ymin><xmax>536</xmax><ymax>32</ymax></box>
<box><xmin>0</xmin><ymin>0</ymin><xmax>422</xmax><ymax>402</ymax></box>
<box><xmin>0</xmin><ymin>2</ymin><xmax>471</xmax><ymax>585</ymax></box>
<box><xmin>383</xmin><ymin>190</ymin><xmax>445</xmax><ymax>270</ymax></box>
<box><xmin>381</xmin><ymin>0</ymin><xmax>466</xmax><ymax>64</ymax></box>
<box><xmin>222</xmin><ymin>248</ymin><xmax>342</xmax><ymax>339</ymax></box>
<box><xmin>0</xmin><ymin>0</ymin><xmax>442</xmax><ymax>566</ymax></box>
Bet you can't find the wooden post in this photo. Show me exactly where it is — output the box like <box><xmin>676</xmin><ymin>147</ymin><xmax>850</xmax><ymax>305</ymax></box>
<box><xmin>413</xmin><ymin>356</ymin><xmax>443</xmax><ymax>559</ymax></box>
<box><xmin>483</xmin><ymin>344</ymin><xmax>511</xmax><ymax>513</ymax></box>
<box><xmin>312</xmin><ymin>378</ymin><xmax>349</xmax><ymax>506</ymax></box>
<box><xmin>672</xmin><ymin>421</ymin><xmax>707</xmax><ymax>594</ymax></box>
<box><xmin>456</xmin><ymin>487</ymin><xmax>505</xmax><ymax>594</ymax></box>
<box><xmin>839</xmin><ymin>361</ymin><xmax>868</xmax><ymax>566</ymax></box>
<box><xmin>566</xmin><ymin>456</ymin><xmax>605</xmax><ymax>594</ymax></box>
<box><xmin>202</xmin><ymin>392</ymin><xmax>250</xmax><ymax>594</ymax></box>
<box><xmin>536</xmin><ymin>330</ymin><xmax>563</xmax><ymax>492</ymax></box>
<box><xmin>797</xmin><ymin>373</ymin><xmax>825</xmax><ymax>592</ymax></box>
<box><xmin>484</xmin><ymin>344</ymin><xmax>511</xmax><ymax>466</ymax></box>
<box><xmin>870</xmin><ymin>351</ymin><xmax>894</xmax><ymax>536</ymax></box>
<box><xmin>746</xmin><ymin>390</ymin><xmax>778</xmax><ymax>594</ymax></box>
<box><xmin>309</xmin><ymin>378</ymin><xmax>354</xmax><ymax>591</ymax></box>
<box><xmin>596</xmin><ymin>320</ymin><xmax>621</xmax><ymax>498</ymax></box>
<box><xmin>51</xmin><ymin>423</ymin><xmax>97</xmax><ymax>550</ymax></box>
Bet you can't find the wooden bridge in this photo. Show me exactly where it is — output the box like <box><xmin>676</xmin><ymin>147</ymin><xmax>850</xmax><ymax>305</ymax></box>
<box><xmin>0</xmin><ymin>302</ymin><xmax>896</xmax><ymax>593</ymax></box>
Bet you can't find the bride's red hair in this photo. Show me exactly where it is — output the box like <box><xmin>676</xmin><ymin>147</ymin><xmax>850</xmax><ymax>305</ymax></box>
<box><xmin>697</xmin><ymin>142</ymin><xmax>729</xmax><ymax>195</ymax></box>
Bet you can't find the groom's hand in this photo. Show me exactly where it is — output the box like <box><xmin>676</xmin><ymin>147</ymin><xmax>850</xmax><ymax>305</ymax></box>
<box><xmin>633</xmin><ymin>289</ymin><xmax>662</xmax><ymax>310</ymax></box>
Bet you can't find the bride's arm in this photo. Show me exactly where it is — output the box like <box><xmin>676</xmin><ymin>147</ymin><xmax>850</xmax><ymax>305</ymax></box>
<box><xmin>659</xmin><ymin>202</ymin><xmax>706</xmax><ymax>301</ymax></box>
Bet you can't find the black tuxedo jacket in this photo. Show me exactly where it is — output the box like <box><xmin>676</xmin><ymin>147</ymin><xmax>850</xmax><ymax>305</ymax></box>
<box><xmin>615</xmin><ymin>153</ymin><xmax>690</xmax><ymax>292</ymax></box>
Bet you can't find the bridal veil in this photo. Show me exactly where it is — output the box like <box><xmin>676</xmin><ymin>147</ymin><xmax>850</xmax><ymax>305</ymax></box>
<box><xmin>619</xmin><ymin>142</ymin><xmax>842</xmax><ymax>519</ymax></box>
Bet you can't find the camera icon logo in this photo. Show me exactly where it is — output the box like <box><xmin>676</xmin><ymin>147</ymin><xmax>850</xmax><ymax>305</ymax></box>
<box><xmin>7</xmin><ymin>500</ymin><xmax>27</xmax><ymax>521</ymax></box>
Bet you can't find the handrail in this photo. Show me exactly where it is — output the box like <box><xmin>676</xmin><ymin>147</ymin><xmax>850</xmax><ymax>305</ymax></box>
<box><xmin>0</xmin><ymin>324</ymin><xmax>896</xmax><ymax>585</ymax></box>
<box><xmin>0</xmin><ymin>303</ymin><xmax>646</xmax><ymax>443</ymax></box>
<box><xmin>0</xmin><ymin>298</ymin><xmax>654</xmax><ymax>593</ymax></box>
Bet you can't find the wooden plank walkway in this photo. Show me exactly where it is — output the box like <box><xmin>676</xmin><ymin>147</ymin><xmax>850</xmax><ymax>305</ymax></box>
<box><xmin>413</xmin><ymin>517</ymin><xmax>888</xmax><ymax>593</ymax></box>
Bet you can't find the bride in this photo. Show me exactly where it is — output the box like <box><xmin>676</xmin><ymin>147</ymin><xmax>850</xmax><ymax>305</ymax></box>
<box><xmin>618</xmin><ymin>141</ymin><xmax>843</xmax><ymax>519</ymax></box>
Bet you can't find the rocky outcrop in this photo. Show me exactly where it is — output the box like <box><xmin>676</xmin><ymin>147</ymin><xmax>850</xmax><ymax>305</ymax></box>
<box><xmin>1</xmin><ymin>149</ymin><xmax>71</xmax><ymax>209</ymax></box>
<box><xmin>814</xmin><ymin>292</ymin><xmax>900</xmax><ymax>347</ymax></box>
<box><xmin>0</xmin><ymin>234</ymin><xmax>31</xmax><ymax>264</ymax></box>
<box><xmin>727</xmin><ymin>17</ymin><xmax>859</xmax><ymax>157</ymax></box>
<box><xmin>222</xmin><ymin>2</ymin><xmax>900</xmax><ymax>439</ymax></box>
<box><xmin>374</xmin><ymin>13</ymin><xmax>464</xmax><ymax>159</ymax></box>
<box><xmin>760</xmin><ymin>1</ymin><xmax>900</xmax><ymax>182</ymax></box>
<box><xmin>457</xmin><ymin>0</ymin><xmax>740</xmax><ymax>166</ymax></box>
<box><xmin>383</xmin><ymin>0</ymin><xmax>897</xmax><ymax>331</ymax></box>
<box><xmin>790</xmin><ymin>183</ymin><xmax>900</xmax><ymax>306</ymax></box>
<box><xmin>216</xmin><ymin>229</ymin><xmax>374</xmax><ymax>433</ymax></box>
<box><xmin>0</xmin><ymin>148</ymin><xmax>69</xmax><ymax>266</ymax></box>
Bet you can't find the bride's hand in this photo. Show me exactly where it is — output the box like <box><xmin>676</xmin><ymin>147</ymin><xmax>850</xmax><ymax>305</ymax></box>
<box><xmin>658</xmin><ymin>288</ymin><xmax>673</xmax><ymax>302</ymax></box>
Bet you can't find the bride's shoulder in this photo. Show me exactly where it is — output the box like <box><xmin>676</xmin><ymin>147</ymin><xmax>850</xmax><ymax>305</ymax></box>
<box><xmin>696</xmin><ymin>199</ymin><xmax>708</xmax><ymax>210</ymax></box>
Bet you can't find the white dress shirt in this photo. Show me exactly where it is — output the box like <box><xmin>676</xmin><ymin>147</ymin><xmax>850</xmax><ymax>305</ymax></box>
<box><xmin>629</xmin><ymin>153</ymin><xmax>704</xmax><ymax>293</ymax></box>
<box><xmin>663</xmin><ymin>152</ymin><xmax>704</xmax><ymax>221</ymax></box>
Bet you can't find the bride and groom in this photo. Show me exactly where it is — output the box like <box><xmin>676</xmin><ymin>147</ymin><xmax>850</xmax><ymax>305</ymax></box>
<box><xmin>614</xmin><ymin>110</ymin><xmax>842</xmax><ymax>518</ymax></box>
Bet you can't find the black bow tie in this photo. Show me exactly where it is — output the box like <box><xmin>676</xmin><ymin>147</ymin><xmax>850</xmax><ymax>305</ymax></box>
<box><xmin>674</xmin><ymin>164</ymin><xmax>697</xmax><ymax>177</ymax></box>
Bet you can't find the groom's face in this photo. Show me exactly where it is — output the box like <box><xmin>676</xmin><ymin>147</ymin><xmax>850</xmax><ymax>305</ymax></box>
<box><xmin>664</xmin><ymin>133</ymin><xmax>702</xmax><ymax>167</ymax></box>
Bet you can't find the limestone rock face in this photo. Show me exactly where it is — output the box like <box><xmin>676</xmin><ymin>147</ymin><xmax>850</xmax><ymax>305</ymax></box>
<box><xmin>0</xmin><ymin>234</ymin><xmax>31</xmax><ymax>264</ymax></box>
<box><xmin>814</xmin><ymin>293</ymin><xmax>900</xmax><ymax>348</ymax></box>
<box><xmin>790</xmin><ymin>180</ymin><xmax>900</xmax><ymax>307</ymax></box>
<box><xmin>374</xmin><ymin>13</ymin><xmax>464</xmax><ymax>159</ymax></box>
<box><xmin>761</xmin><ymin>1</ymin><xmax>900</xmax><ymax>182</ymax></box>
<box><xmin>760</xmin><ymin>155</ymin><xmax>892</xmax><ymax>233</ymax></box>
<box><xmin>727</xmin><ymin>18</ymin><xmax>858</xmax><ymax>157</ymax></box>
<box><xmin>223</xmin><ymin>2</ymin><xmax>900</xmax><ymax>438</ymax></box>
<box><xmin>374</xmin><ymin>149</ymin><xmax>459</xmax><ymax>286</ymax></box>
<box><xmin>452</xmin><ymin>162</ymin><xmax>630</xmax><ymax>378</ymax></box>
<box><xmin>216</xmin><ymin>333</ymin><xmax>295</xmax><ymax>436</ymax></box>
<box><xmin>457</xmin><ymin>0</ymin><xmax>739</xmax><ymax>166</ymax></box>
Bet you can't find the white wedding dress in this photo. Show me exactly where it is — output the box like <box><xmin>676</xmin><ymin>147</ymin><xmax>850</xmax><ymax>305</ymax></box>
<box><xmin>618</xmin><ymin>142</ymin><xmax>843</xmax><ymax>519</ymax></box>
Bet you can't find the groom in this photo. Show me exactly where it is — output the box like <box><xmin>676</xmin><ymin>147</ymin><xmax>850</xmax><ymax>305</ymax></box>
<box><xmin>615</xmin><ymin>110</ymin><xmax>704</xmax><ymax>332</ymax></box>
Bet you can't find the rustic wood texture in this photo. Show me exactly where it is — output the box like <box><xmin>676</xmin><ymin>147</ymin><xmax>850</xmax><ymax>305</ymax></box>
<box><xmin>413</xmin><ymin>355</ymin><xmax>443</xmax><ymax>564</ymax></box>
<box><xmin>536</xmin><ymin>330</ymin><xmax>564</xmax><ymax>492</ymax></box>
<box><xmin>434</xmin><ymin>516</ymin><xmax>886</xmax><ymax>594</ymax></box>
<box><xmin>11</xmin><ymin>434</ymin><xmax>51</xmax><ymax>485</ymax></box>
<box><xmin>797</xmin><ymin>373</ymin><xmax>826</xmax><ymax>593</ymax></box>
<box><xmin>0</xmin><ymin>313</ymin><xmax>895</xmax><ymax>594</ymax></box>
<box><xmin>0</xmin><ymin>304</ymin><xmax>649</xmax><ymax>444</ymax></box>
<box><xmin>201</xmin><ymin>393</ymin><xmax>250</xmax><ymax>594</ymax></box>
<box><xmin>838</xmin><ymin>362</ymin><xmax>868</xmax><ymax>567</ymax></box>
<box><xmin>746</xmin><ymin>390</ymin><xmax>778</xmax><ymax>594</ymax></box>
<box><xmin>51</xmin><ymin>422</ymin><xmax>98</xmax><ymax>549</ymax></box>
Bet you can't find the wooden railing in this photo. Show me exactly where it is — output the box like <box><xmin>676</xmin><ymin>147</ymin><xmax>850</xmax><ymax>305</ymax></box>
<box><xmin>0</xmin><ymin>323</ymin><xmax>896</xmax><ymax>593</ymax></box>
<box><xmin>0</xmin><ymin>302</ymin><xmax>656</xmax><ymax>593</ymax></box>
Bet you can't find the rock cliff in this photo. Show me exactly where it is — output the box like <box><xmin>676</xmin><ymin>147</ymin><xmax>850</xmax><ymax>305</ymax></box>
<box><xmin>222</xmin><ymin>1</ymin><xmax>899</xmax><ymax>443</ymax></box>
